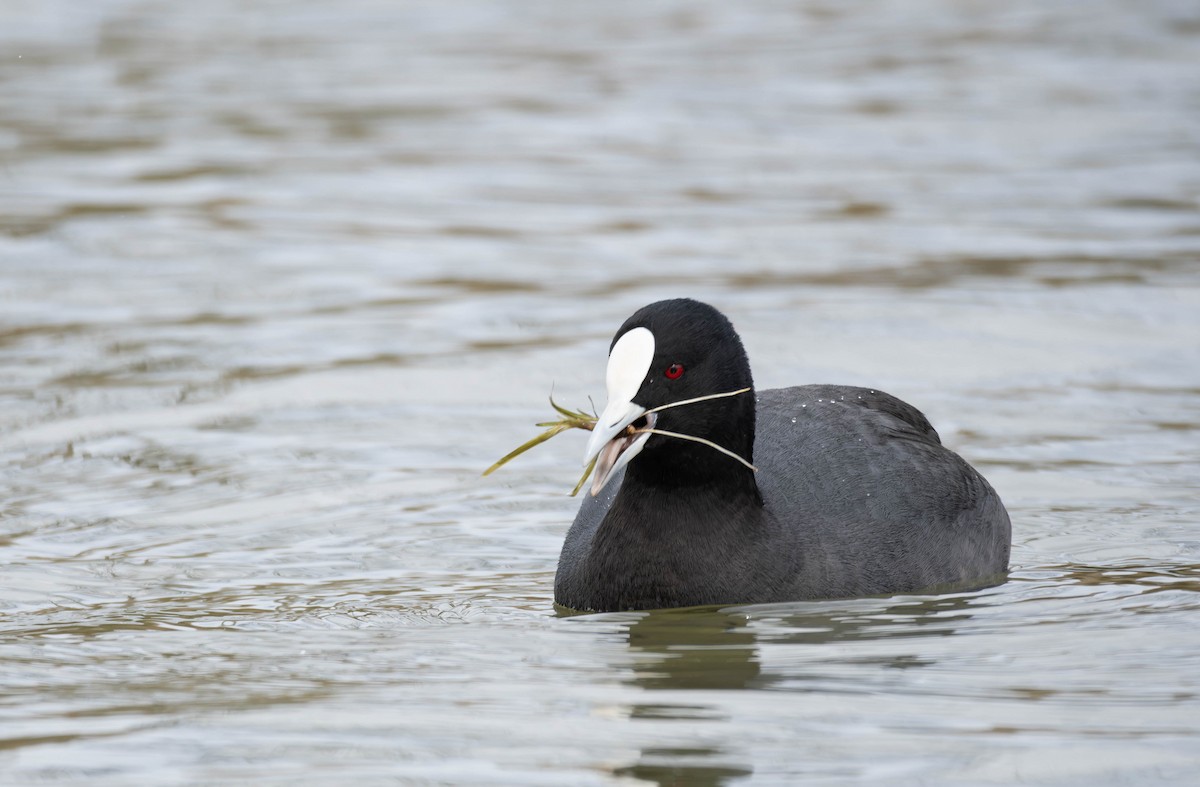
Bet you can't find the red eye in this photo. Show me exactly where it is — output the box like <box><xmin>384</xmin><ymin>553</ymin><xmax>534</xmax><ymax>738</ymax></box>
<box><xmin>664</xmin><ymin>363</ymin><xmax>684</xmax><ymax>380</ymax></box>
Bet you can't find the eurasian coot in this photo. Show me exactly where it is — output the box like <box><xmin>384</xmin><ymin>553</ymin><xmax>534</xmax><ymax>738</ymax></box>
<box><xmin>554</xmin><ymin>298</ymin><xmax>1011</xmax><ymax>612</ymax></box>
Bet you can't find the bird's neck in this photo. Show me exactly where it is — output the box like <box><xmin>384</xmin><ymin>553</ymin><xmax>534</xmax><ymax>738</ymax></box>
<box><xmin>583</xmin><ymin>481</ymin><xmax>767</xmax><ymax>610</ymax></box>
<box><xmin>623</xmin><ymin>440</ymin><xmax>762</xmax><ymax>503</ymax></box>
<box><xmin>609</xmin><ymin>473</ymin><xmax>764</xmax><ymax>530</ymax></box>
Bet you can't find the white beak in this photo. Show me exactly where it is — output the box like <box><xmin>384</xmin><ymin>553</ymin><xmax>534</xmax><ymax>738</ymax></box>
<box><xmin>583</xmin><ymin>326</ymin><xmax>657</xmax><ymax>496</ymax></box>
<box><xmin>584</xmin><ymin>403</ymin><xmax>655</xmax><ymax>496</ymax></box>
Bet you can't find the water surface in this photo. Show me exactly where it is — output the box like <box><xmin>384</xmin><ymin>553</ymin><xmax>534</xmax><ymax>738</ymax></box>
<box><xmin>2</xmin><ymin>1</ymin><xmax>1199</xmax><ymax>784</ymax></box>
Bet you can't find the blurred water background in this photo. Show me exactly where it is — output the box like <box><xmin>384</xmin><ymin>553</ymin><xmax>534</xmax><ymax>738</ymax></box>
<box><xmin>2</xmin><ymin>1</ymin><xmax>1199</xmax><ymax>784</ymax></box>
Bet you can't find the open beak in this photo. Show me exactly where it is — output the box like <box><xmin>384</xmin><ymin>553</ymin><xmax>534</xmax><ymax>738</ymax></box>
<box><xmin>584</xmin><ymin>401</ymin><xmax>656</xmax><ymax>496</ymax></box>
<box><xmin>584</xmin><ymin>325</ymin><xmax>657</xmax><ymax>496</ymax></box>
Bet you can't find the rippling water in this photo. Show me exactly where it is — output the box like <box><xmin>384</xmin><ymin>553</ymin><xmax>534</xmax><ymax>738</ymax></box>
<box><xmin>2</xmin><ymin>1</ymin><xmax>1199</xmax><ymax>784</ymax></box>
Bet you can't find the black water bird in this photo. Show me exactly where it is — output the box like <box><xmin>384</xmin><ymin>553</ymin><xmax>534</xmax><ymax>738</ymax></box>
<box><xmin>554</xmin><ymin>298</ymin><xmax>1010</xmax><ymax>612</ymax></box>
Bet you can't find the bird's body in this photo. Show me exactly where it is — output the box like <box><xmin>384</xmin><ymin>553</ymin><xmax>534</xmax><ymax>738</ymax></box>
<box><xmin>553</xmin><ymin>300</ymin><xmax>1011</xmax><ymax>612</ymax></box>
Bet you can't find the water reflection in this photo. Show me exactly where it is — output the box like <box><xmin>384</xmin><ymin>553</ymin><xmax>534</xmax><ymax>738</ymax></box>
<box><xmin>616</xmin><ymin>594</ymin><xmax>977</xmax><ymax>685</ymax></box>
<box><xmin>613</xmin><ymin>747</ymin><xmax>753</xmax><ymax>787</ymax></box>
<box><xmin>599</xmin><ymin>593</ymin><xmax>986</xmax><ymax>785</ymax></box>
<box><xmin>752</xmin><ymin>593</ymin><xmax>980</xmax><ymax>646</ymax></box>
<box><xmin>624</xmin><ymin>608</ymin><xmax>764</xmax><ymax>692</ymax></box>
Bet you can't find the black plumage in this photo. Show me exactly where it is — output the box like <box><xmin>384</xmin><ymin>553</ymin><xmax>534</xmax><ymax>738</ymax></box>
<box><xmin>554</xmin><ymin>298</ymin><xmax>1010</xmax><ymax>612</ymax></box>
